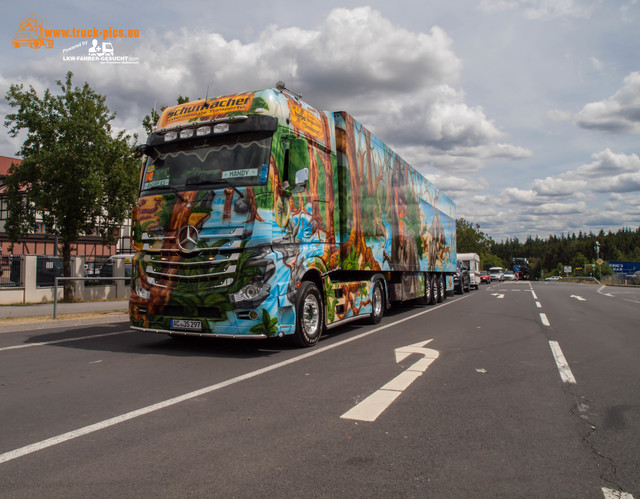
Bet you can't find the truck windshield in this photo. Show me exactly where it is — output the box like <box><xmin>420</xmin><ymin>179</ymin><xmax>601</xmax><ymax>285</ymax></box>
<box><xmin>141</xmin><ymin>131</ymin><xmax>272</xmax><ymax>194</ymax></box>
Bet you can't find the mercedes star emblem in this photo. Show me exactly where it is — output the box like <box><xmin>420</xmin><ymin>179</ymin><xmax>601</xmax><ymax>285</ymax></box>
<box><xmin>177</xmin><ymin>225</ymin><xmax>199</xmax><ymax>252</ymax></box>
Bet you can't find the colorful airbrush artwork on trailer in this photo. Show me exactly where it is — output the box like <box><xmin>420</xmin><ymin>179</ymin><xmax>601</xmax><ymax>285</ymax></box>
<box><xmin>129</xmin><ymin>88</ymin><xmax>455</xmax><ymax>338</ymax></box>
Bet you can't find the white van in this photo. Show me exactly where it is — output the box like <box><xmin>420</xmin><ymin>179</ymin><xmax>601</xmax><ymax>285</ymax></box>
<box><xmin>489</xmin><ymin>267</ymin><xmax>504</xmax><ymax>282</ymax></box>
<box><xmin>457</xmin><ymin>253</ymin><xmax>480</xmax><ymax>289</ymax></box>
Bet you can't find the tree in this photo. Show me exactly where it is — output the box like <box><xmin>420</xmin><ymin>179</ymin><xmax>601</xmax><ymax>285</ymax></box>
<box><xmin>456</xmin><ymin>218</ymin><xmax>490</xmax><ymax>254</ymax></box>
<box><xmin>141</xmin><ymin>95</ymin><xmax>190</xmax><ymax>134</ymax></box>
<box><xmin>4</xmin><ymin>72</ymin><xmax>139</xmax><ymax>301</ymax></box>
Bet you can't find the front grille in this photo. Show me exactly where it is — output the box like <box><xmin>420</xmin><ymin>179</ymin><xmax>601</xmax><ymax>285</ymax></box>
<box><xmin>141</xmin><ymin>223</ymin><xmax>246</xmax><ymax>290</ymax></box>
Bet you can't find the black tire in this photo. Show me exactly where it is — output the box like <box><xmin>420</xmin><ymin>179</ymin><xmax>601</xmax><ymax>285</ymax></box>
<box><xmin>368</xmin><ymin>280</ymin><xmax>385</xmax><ymax>324</ymax></box>
<box><xmin>293</xmin><ymin>281</ymin><xmax>324</xmax><ymax>347</ymax></box>
<box><xmin>427</xmin><ymin>274</ymin><xmax>436</xmax><ymax>305</ymax></box>
<box><xmin>418</xmin><ymin>274</ymin><xmax>430</xmax><ymax>305</ymax></box>
<box><xmin>436</xmin><ymin>275</ymin><xmax>444</xmax><ymax>303</ymax></box>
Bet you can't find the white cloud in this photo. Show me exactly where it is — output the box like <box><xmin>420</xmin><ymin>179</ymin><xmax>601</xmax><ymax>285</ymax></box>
<box><xmin>477</xmin><ymin>0</ymin><xmax>594</xmax><ymax>18</ymax></box>
<box><xmin>7</xmin><ymin>7</ymin><xmax>528</xmax><ymax>175</ymax></box>
<box><xmin>499</xmin><ymin>187</ymin><xmax>539</xmax><ymax>205</ymax></box>
<box><xmin>574</xmin><ymin>148</ymin><xmax>640</xmax><ymax>177</ymax></box>
<box><xmin>532</xmin><ymin>176</ymin><xmax>587</xmax><ymax>196</ymax></box>
<box><xmin>575</xmin><ymin>72</ymin><xmax>640</xmax><ymax>134</ymax></box>
<box><xmin>531</xmin><ymin>201</ymin><xmax>587</xmax><ymax>215</ymax></box>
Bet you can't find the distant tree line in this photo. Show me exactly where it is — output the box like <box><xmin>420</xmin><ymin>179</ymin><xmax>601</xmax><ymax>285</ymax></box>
<box><xmin>456</xmin><ymin>219</ymin><xmax>640</xmax><ymax>280</ymax></box>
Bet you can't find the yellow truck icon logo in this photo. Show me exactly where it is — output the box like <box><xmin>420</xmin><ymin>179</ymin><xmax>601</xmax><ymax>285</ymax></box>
<box><xmin>12</xmin><ymin>15</ymin><xmax>54</xmax><ymax>49</ymax></box>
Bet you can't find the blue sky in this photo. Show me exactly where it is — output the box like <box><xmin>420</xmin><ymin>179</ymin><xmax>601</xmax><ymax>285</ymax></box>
<box><xmin>2</xmin><ymin>0</ymin><xmax>639</xmax><ymax>241</ymax></box>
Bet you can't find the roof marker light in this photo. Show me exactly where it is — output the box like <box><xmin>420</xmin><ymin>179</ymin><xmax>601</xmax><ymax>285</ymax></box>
<box><xmin>164</xmin><ymin>131</ymin><xmax>178</xmax><ymax>142</ymax></box>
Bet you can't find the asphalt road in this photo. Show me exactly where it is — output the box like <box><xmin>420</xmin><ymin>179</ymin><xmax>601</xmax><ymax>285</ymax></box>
<box><xmin>0</xmin><ymin>281</ymin><xmax>638</xmax><ymax>498</ymax></box>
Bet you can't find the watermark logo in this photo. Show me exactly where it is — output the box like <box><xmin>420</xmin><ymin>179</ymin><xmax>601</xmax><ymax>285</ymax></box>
<box><xmin>62</xmin><ymin>39</ymin><xmax>140</xmax><ymax>64</ymax></box>
<box><xmin>12</xmin><ymin>14</ymin><xmax>54</xmax><ymax>49</ymax></box>
<box><xmin>12</xmin><ymin>13</ymin><xmax>141</xmax><ymax>65</ymax></box>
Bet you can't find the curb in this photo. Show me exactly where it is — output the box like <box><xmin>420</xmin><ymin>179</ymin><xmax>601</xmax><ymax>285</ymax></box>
<box><xmin>0</xmin><ymin>313</ymin><xmax>129</xmax><ymax>333</ymax></box>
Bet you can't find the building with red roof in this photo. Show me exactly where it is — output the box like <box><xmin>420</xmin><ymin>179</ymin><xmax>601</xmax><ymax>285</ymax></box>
<box><xmin>0</xmin><ymin>155</ymin><xmax>130</xmax><ymax>259</ymax></box>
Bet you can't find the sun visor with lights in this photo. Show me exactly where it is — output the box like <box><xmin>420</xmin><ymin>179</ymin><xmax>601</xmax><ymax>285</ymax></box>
<box><xmin>149</xmin><ymin>115</ymin><xmax>278</xmax><ymax>146</ymax></box>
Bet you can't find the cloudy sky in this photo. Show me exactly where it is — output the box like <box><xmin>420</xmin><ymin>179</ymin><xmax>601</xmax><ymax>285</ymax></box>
<box><xmin>2</xmin><ymin>0</ymin><xmax>639</xmax><ymax>242</ymax></box>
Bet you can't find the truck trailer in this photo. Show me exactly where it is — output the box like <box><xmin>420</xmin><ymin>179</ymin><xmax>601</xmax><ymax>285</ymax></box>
<box><xmin>130</xmin><ymin>86</ymin><xmax>456</xmax><ymax>346</ymax></box>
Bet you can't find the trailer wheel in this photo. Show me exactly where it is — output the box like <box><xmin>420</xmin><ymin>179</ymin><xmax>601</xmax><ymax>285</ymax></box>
<box><xmin>428</xmin><ymin>274</ymin><xmax>437</xmax><ymax>305</ymax></box>
<box><xmin>293</xmin><ymin>281</ymin><xmax>323</xmax><ymax>347</ymax></box>
<box><xmin>368</xmin><ymin>280</ymin><xmax>385</xmax><ymax>324</ymax></box>
<box><xmin>419</xmin><ymin>274</ymin><xmax>430</xmax><ymax>305</ymax></box>
<box><xmin>437</xmin><ymin>275</ymin><xmax>445</xmax><ymax>303</ymax></box>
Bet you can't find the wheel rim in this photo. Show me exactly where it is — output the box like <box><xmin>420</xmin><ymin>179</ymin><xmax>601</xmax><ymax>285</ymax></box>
<box><xmin>302</xmin><ymin>294</ymin><xmax>320</xmax><ymax>337</ymax></box>
<box><xmin>372</xmin><ymin>284</ymin><xmax>383</xmax><ymax>317</ymax></box>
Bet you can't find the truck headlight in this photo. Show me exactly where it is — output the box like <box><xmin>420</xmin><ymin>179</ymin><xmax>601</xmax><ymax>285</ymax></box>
<box><xmin>135</xmin><ymin>280</ymin><xmax>150</xmax><ymax>300</ymax></box>
<box><xmin>230</xmin><ymin>281</ymin><xmax>270</xmax><ymax>308</ymax></box>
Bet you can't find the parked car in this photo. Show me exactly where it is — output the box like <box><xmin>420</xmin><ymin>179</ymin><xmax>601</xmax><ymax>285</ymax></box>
<box><xmin>628</xmin><ymin>271</ymin><xmax>640</xmax><ymax>285</ymax></box>
<box><xmin>99</xmin><ymin>254</ymin><xmax>134</xmax><ymax>279</ymax></box>
<box><xmin>489</xmin><ymin>267</ymin><xmax>504</xmax><ymax>282</ymax></box>
<box><xmin>454</xmin><ymin>263</ymin><xmax>470</xmax><ymax>294</ymax></box>
<box><xmin>545</xmin><ymin>275</ymin><xmax>561</xmax><ymax>281</ymax></box>
<box><xmin>479</xmin><ymin>270</ymin><xmax>491</xmax><ymax>284</ymax></box>
<box><xmin>504</xmin><ymin>270</ymin><xmax>516</xmax><ymax>281</ymax></box>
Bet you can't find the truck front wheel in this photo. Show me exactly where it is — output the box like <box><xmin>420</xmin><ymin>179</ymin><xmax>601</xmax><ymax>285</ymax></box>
<box><xmin>293</xmin><ymin>281</ymin><xmax>323</xmax><ymax>347</ymax></box>
<box><xmin>367</xmin><ymin>280</ymin><xmax>385</xmax><ymax>324</ymax></box>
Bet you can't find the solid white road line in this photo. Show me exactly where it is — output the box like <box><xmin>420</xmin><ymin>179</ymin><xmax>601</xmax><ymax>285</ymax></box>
<box><xmin>0</xmin><ymin>331</ymin><xmax>128</xmax><ymax>352</ymax></box>
<box><xmin>0</xmin><ymin>295</ymin><xmax>467</xmax><ymax>465</ymax></box>
<box><xmin>540</xmin><ymin>313</ymin><xmax>550</xmax><ymax>326</ymax></box>
<box><xmin>549</xmin><ymin>340</ymin><xmax>577</xmax><ymax>384</ymax></box>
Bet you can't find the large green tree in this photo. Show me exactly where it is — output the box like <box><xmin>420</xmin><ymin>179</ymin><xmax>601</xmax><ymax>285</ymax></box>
<box><xmin>4</xmin><ymin>72</ymin><xmax>139</xmax><ymax>301</ymax></box>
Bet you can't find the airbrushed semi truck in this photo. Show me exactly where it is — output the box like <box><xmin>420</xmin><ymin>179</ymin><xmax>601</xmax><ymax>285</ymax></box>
<box><xmin>130</xmin><ymin>85</ymin><xmax>456</xmax><ymax>346</ymax></box>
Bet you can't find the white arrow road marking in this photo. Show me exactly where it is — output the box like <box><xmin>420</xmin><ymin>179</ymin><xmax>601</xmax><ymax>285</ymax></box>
<box><xmin>602</xmin><ymin>487</ymin><xmax>634</xmax><ymax>499</ymax></box>
<box><xmin>570</xmin><ymin>295</ymin><xmax>586</xmax><ymax>301</ymax></box>
<box><xmin>549</xmin><ymin>340</ymin><xmax>576</xmax><ymax>384</ymax></box>
<box><xmin>597</xmin><ymin>285</ymin><xmax>615</xmax><ymax>297</ymax></box>
<box><xmin>341</xmin><ymin>340</ymin><xmax>439</xmax><ymax>422</ymax></box>
<box><xmin>491</xmin><ymin>293</ymin><xmax>504</xmax><ymax>299</ymax></box>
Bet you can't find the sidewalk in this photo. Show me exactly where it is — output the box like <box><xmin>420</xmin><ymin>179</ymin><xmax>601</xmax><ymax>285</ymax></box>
<box><xmin>0</xmin><ymin>299</ymin><xmax>129</xmax><ymax>332</ymax></box>
<box><xmin>0</xmin><ymin>299</ymin><xmax>129</xmax><ymax>319</ymax></box>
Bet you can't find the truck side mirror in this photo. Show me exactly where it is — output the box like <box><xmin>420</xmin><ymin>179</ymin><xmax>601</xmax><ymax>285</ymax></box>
<box><xmin>288</xmin><ymin>138</ymin><xmax>309</xmax><ymax>187</ymax></box>
<box><xmin>293</xmin><ymin>168</ymin><xmax>309</xmax><ymax>192</ymax></box>
<box><xmin>134</xmin><ymin>144</ymin><xmax>150</xmax><ymax>159</ymax></box>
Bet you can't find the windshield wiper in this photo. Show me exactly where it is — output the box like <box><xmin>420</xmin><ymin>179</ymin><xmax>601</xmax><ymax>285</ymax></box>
<box><xmin>184</xmin><ymin>176</ymin><xmax>244</xmax><ymax>198</ymax></box>
<box><xmin>142</xmin><ymin>184</ymin><xmax>186</xmax><ymax>203</ymax></box>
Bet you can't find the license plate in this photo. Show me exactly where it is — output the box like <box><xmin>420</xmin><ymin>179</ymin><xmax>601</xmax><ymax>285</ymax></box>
<box><xmin>170</xmin><ymin>319</ymin><xmax>202</xmax><ymax>331</ymax></box>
